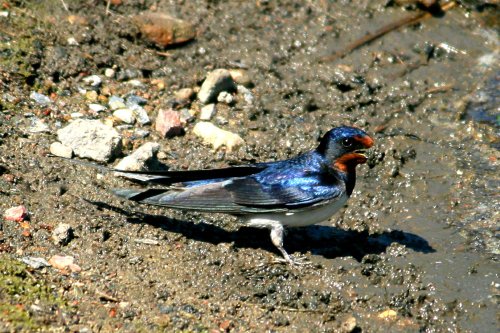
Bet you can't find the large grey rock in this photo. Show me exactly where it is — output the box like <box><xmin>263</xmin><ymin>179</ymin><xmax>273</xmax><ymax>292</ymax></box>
<box><xmin>198</xmin><ymin>69</ymin><xmax>237</xmax><ymax>104</ymax></box>
<box><xmin>57</xmin><ymin>119</ymin><xmax>122</xmax><ymax>162</ymax></box>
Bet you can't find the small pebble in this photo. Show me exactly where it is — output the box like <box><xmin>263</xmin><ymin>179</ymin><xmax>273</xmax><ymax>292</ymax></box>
<box><xmin>52</xmin><ymin>223</ymin><xmax>74</xmax><ymax>245</ymax></box>
<box><xmin>237</xmin><ymin>85</ymin><xmax>254</xmax><ymax>104</ymax></box>
<box><xmin>113</xmin><ymin>108</ymin><xmax>136</xmax><ymax>124</ymax></box>
<box><xmin>341</xmin><ymin>315</ymin><xmax>357</xmax><ymax>333</ymax></box>
<box><xmin>116</xmin><ymin>68</ymin><xmax>142</xmax><ymax>81</ymax></box>
<box><xmin>126</xmin><ymin>94</ymin><xmax>148</xmax><ymax>106</ymax></box>
<box><xmin>217</xmin><ymin>91</ymin><xmax>234</xmax><ymax>104</ymax></box>
<box><xmin>200</xmin><ymin>104</ymin><xmax>216</xmax><ymax>120</ymax></box>
<box><xmin>30</xmin><ymin>92</ymin><xmax>52</xmax><ymax>105</ymax></box>
<box><xmin>48</xmin><ymin>255</ymin><xmax>81</xmax><ymax>273</ymax></box>
<box><xmin>377</xmin><ymin>309</ymin><xmax>398</xmax><ymax>320</ymax></box>
<box><xmin>127</xmin><ymin>79</ymin><xmax>144</xmax><ymax>87</ymax></box>
<box><xmin>50</xmin><ymin>142</ymin><xmax>73</xmax><ymax>158</ymax></box>
<box><xmin>175</xmin><ymin>88</ymin><xmax>195</xmax><ymax>102</ymax></box>
<box><xmin>155</xmin><ymin>109</ymin><xmax>184</xmax><ymax>138</ymax></box>
<box><xmin>229</xmin><ymin>69</ymin><xmax>253</xmax><ymax>87</ymax></box>
<box><xmin>28</xmin><ymin>117</ymin><xmax>50</xmax><ymax>133</ymax></box>
<box><xmin>198</xmin><ymin>69</ymin><xmax>237</xmax><ymax>104</ymax></box>
<box><xmin>70</xmin><ymin>112</ymin><xmax>84</xmax><ymax>119</ymax></box>
<box><xmin>88</xmin><ymin>103</ymin><xmax>107</xmax><ymax>113</ymax></box>
<box><xmin>129</xmin><ymin>104</ymin><xmax>150</xmax><ymax>125</ymax></box>
<box><xmin>133</xmin><ymin>129</ymin><xmax>150</xmax><ymax>139</ymax></box>
<box><xmin>192</xmin><ymin>122</ymin><xmax>244</xmax><ymax>151</ymax></box>
<box><xmin>108</xmin><ymin>96</ymin><xmax>126</xmax><ymax>110</ymax></box>
<box><xmin>104</xmin><ymin>68</ymin><xmax>115</xmax><ymax>78</ymax></box>
<box><xmin>115</xmin><ymin>125</ymin><xmax>133</xmax><ymax>131</ymax></box>
<box><xmin>134</xmin><ymin>238</ymin><xmax>160</xmax><ymax>245</ymax></box>
<box><xmin>82</xmin><ymin>75</ymin><xmax>102</xmax><ymax>87</ymax></box>
<box><xmin>67</xmin><ymin>37</ymin><xmax>79</xmax><ymax>46</ymax></box>
<box><xmin>157</xmin><ymin>151</ymin><xmax>167</xmax><ymax>159</ymax></box>
<box><xmin>4</xmin><ymin>205</ymin><xmax>28</xmax><ymax>222</ymax></box>
<box><xmin>20</xmin><ymin>257</ymin><xmax>50</xmax><ymax>269</ymax></box>
<box><xmin>179</xmin><ymin>108</ymin><xmax>195</xmax><ymax>124</ymax></box>
<box><xmin>85</xmin><ymin>90</ymin><xmax>98</xmax><ymax>101</ymax></box>
<box><xmin>115</xmin><ymin>142</ymin><xmax>160</xmax><ymax>172</ymax></box>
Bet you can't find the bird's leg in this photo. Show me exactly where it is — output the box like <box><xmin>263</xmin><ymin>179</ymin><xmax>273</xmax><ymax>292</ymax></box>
<box><xmin>270</xmin><ymin>225</ymin><xmax>310</xmax><ymax>266</ymax></box>
<box><xmin>270</xmin><ymin>225</ymin><xmax>293</xmax><ymax>263</ymax></box>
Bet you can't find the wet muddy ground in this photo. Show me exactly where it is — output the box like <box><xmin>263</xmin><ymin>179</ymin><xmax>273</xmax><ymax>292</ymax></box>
<box><xmin>0</xmin><ymin>0</ymin><xmax>498</xmax><ymax>332</ymax></box>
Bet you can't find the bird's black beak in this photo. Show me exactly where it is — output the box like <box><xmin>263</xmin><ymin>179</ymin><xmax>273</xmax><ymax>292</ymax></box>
<box><xmin>352</xmin><ymin>134</ymin><xmax>374</xmax><ymax>162</ymax></box>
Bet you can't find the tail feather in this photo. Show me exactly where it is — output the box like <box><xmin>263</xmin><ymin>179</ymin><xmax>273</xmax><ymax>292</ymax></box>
<box><xmin>112</xmin><ymin>188</ymin><xmax>168</xmax><ymax>201</ymax></box>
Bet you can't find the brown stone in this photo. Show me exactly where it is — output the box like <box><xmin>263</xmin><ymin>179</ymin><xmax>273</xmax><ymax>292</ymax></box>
<box><xmin>133</xmin><ymin>12</ymin><xmax>196</xmax><ymax>48</ymax></box>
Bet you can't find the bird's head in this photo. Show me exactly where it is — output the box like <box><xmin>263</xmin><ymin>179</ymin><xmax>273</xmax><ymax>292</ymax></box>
<box><xmin>316</xmin><ymin>126</ymin><xmax>374</xmax><ymax>173</ymax></box>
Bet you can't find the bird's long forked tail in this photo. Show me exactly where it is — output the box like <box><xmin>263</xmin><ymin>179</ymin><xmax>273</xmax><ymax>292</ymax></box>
<box><xmin>112</xmin><ymin>188</ymin><xmax>173</xmax><ymax>203</ymax></box>
<box><xmin>49</xmin><ymin>154</ymin><xmax>267</xmax><ymax>185</ymax></box>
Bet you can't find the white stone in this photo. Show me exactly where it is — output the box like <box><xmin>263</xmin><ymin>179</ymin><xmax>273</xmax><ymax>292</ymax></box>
<box><xmin>199</xmin><ymin>104</ymin><xmax>216</xmax><ymax>120</ymax></box>
<box><xmin>82</xmin><ymin>75</ymin><xmax>102</xmax><ymax>87</ymax></box>
<box><xmin>67</xmin><ymin>37</ymin><xmax>79</xmax><ymax>46</ymax></box>
<box><xmin>30</xmin><ymin>92</ymin><xmax>51</xmax><ymax>105</ymax></box>
<box><xmin>104</xmin><ymin>68</ymin><xmax>115</xmax><ymax>78</ymax></box>
<box><xmin>113</xmin><ymin>108</ymin><xmax>136</xmax><ymax>124</ymax></box>
<box><xmin>108</xmin><ymin>96</ymin><xmax>126</xmax><ymax>110</ymax></box>
<box><xmin>129</xmin><ymin>104</ymin><xmax>150</xmax><ymax>125</ymax></box>
<box><xmin>217</xmin><ymin>91</ymin><xmax>234</xmax><ymax>104</ymax></box>
<box><xmin>198</xmin><ymin>69</ymin><xmax>236</xmax><ymax>104</ymax></box>
<box><xmin>52</xmin><ymin>223</ymin><xmax>73</xmax><ymax>245</ymax></box>
<box><xmin>192</xmin><ymin>122</ymin><xmax>244</xmax><ymax>152</ymax></box>
<box><xmin>20</xmin><ymin>257</ymin><xmax>50</xmax><ymax>269</ymax></box>
<box><xmin>114</xmin><ymin>142</ymin><xmax>160</xmax><ymax>172</ymax></box>
<box><xmin>57</xmin><ymin>119</ymin><xmax>122</xmax><ymax>162</ymax></box>
<box><xmin>70</xmin><ymin>112</ymin><xmax>84</xmax><ymax>119</ymax></box>
<box><xmin>127</xmin><ymin>79</ymin><xmax>144</xmax><ymax>87</ymax></box>
<box><xmin>237</xmin><ymin>85</ymin><xmax>254</xmax><ymax>104</ymax></box>
<box><xmin>89</xmin><ymin>103</ymin><xmax>107</xmax><ymax>113</ymax></box>
<box><xmin>28</xmin><ymin>117</ymin><xmax>50</xmax><ymax>133</ymax></box>
<box><xmin>50</xmin><ymin>142</ymin><xmax>73</xmax><ymax>158</ymax></box>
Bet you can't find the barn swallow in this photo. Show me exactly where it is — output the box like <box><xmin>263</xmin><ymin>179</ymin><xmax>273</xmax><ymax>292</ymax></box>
<box><xmin>113</xmin><ymin>126</ymin><xmax>374</xmax><ymax>264</ymax></box>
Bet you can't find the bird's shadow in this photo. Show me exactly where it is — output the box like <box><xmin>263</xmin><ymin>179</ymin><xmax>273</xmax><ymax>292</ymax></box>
<box><xmin>89</xmin><ymin>200</ymin><xmax>435</xmax><ymax>261</ymax></box>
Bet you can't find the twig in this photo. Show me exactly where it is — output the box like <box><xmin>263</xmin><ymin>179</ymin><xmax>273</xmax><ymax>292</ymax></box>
<box><xmin>319</xmin><ymin>1</ymin><xmax>457</xmax><ymax>63</ymax></box>
<box><xmin>425</xmin><ymin>84</ymin><xmax>454</xmax><ymax>94</ymax></box>
<box><xmin>106</xmin><ymin>0</ymin><xmax>111</xmax><ymax>16</ymax></box>
<box><xmin>156</xmin><ymin>51</ymin><xmax>173</xmax><ymax>57</ymax></box>
<box><xmin>60</xmin><ymin>0</ymin><xmax>69</xmax><ymax>12</ymax></box>
<box><xmin>96</xmin><ymin>290</ymin><xmax>120</xmax><ymax>302</ymax></box>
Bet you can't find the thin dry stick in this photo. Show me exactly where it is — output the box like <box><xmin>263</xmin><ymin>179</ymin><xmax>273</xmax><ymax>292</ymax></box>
<box><xmin>319</xmin><ymin>1</ymin><xmax>457</xmax><ymax>63</ymax></box>
<box><xmin>106</xmin><ymin>0</ymin><xmax>111</xmax><ymax>15</ymax></box>
<box><xmin>60</xmin><ymin>0</ymin><xmax>69</xmax><ymax>12</ymax></box>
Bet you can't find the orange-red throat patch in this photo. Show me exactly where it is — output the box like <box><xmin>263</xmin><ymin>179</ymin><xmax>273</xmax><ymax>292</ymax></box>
<box><xmin>333</xmin><ymin>152</ymin><xmax>368</xmax><ymax>172</ymax></box>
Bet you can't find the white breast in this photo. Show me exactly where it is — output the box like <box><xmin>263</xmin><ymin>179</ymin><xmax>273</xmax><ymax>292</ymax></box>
<box><xmin>244</xmin><ymin>193</ymin><xmax>348</xmax><ymax>229</ymax></box>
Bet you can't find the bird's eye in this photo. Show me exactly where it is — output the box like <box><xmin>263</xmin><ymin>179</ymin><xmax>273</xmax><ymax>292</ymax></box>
<box><xmin>342</xmin><ymin>138</ymin><xmax>354</xmax><ymax>148</ymax></box>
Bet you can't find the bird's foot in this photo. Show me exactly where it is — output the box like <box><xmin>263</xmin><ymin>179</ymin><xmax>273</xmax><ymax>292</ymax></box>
<box><xmin>273</xmin><ymin>253</ymin><xmax>312</xmax><ymax>267</ymax></box>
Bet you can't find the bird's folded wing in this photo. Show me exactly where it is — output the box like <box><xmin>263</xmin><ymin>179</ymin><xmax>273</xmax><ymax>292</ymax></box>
<box><xmin>113</xmin><ymin>174</ymin><xmax>344</xmax><ymax>214</ymax></box>
<box><xmin>224</xmin><ymin>176</ymin><xmax>344</xmax><ymax>210</ymax></box>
